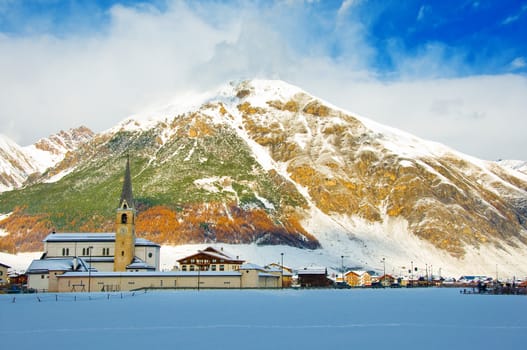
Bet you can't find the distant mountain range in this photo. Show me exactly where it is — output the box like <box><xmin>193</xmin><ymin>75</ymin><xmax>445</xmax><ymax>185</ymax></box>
<box><xmin>1</xmin><ymin>80</ymin><xmax>526</xmax><ymax>277</ymax></box>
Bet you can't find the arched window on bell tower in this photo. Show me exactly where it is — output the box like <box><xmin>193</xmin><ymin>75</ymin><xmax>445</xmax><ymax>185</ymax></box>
<box><xmin>121</xmin><ymin>213</ymin><xmax>128</xmax><ymax>224</ymax></box>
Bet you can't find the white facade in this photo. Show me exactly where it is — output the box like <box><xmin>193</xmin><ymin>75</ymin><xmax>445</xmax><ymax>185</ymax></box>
<box><xmin>43</xmin><ymin>233</ymin><xmax>160</xmax><ymax>272</ymax></box>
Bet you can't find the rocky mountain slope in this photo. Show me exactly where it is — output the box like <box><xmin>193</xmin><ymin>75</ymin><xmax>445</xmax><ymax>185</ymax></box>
<box><xmin>0</xmin><ymin>127</ymin><xmax>94</xmax><ymax>192</ymax></box>
<box><xmin>1</xmin><ymin>80</ymin><xmax>526</xmax><ymax>277</ymax></box>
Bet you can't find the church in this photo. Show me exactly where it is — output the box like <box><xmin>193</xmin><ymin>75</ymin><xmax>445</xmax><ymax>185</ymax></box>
<box><xmin>26</xmin><ymin>158</ymin><xmax>282</xmax><ymax>292</ymax></box>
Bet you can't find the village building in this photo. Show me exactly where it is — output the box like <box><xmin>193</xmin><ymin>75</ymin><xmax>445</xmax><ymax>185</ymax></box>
<box><xmin>265</xmin><ymin>263</ymin><xmax>293</xmax><ymax>288</ymax></box>
<box><xmin>26</xmin><ymin>257</ymin><xmax>90</xmax><ymax>292</ymax></box>
<box><xmin>379</xmin><ymin>274</ymin><xmax>396</xmax><ymax>287</ymax></box>
<box><xmin>297</xmin><ymin>267</ymin><xmax>332</xmax><ymax>288</ymax></box>
<box><xmin>344</xmin><ymin>270</ymin><xmax>372</xmax><ymax>287</ymax></box>
<box><xmin>41</xmin><ymin>232</ymin><xmax>160</xmax><ymax>272</ymax></box>
<box><xmin>176</xmin><ymin>247</ymin><xmax>244</xmax><ymax>272</ymax></box>
<box><xmin>0</xmin><ymin>261</ymin><xmax>10</xmax><ymax>286</ymax></box>
<box><xmin>56</xmin><ymin>264</ymin><xmax>281</xmax><ymax>292</ymax></box>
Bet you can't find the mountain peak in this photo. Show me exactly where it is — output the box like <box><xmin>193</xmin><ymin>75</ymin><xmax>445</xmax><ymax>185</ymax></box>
<box><xmin>1</xmin><ymin>80</ymin><xmax>527</xmax><ymax>277</ymax></box>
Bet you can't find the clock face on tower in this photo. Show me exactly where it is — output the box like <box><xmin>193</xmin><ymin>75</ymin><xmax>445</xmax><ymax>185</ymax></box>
<box><xmin>120</xmin><ymin>227</ymin><xmax>128</xmax><ymax>234</ymax></box>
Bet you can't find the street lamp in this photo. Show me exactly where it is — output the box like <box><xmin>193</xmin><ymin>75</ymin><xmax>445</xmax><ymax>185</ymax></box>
<box><xmin>341</xmin><ymin>255</ymin><xmax>345</xmax><ymax>283</ymax></box>
<box><xmin>88</xmin><ymin>246</ymin><xmax>93</xmax><ymax>293</ymax></box>
<box><xmin>382</xmin><ymin>257</ymin><xmax>386</xmax><ymax>287</ymax></box>
<box><xmin>280</xmin><ymin>253</ymin><xmax>284</xmax><ymax>289</ymax></box>
<box><xmin>411</xmin><ymin>261</ymin><xmax>414</xmax><ymax>286</ymax></box>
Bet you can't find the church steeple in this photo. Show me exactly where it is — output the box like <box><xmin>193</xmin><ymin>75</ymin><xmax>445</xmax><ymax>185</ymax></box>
<box><xmin>119</xmin><ymin>155</ymin><xmax>134</xmax><ymax>210</ymax></box>
<box><xmin>114</xmin><ymin>156</ymin><xmax>137</xmax><ymax>272</ymax></box>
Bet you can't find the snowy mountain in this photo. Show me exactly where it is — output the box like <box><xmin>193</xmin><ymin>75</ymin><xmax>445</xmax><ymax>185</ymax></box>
<box><xmin>0</xmin><ymin>127</ymin><xmax>94</xmax><ymax>192</ymax></box>
<box><xmin>497</xmin><ymin>160</ymin><xmax>527</xmax><ymax>176</ymax></box>
<box><xmin>1</xmin><ymin>80</ymin><xmax>526</xmax><ymax>278</ymax></box>
<box><xmin>0</xmin><ymin>135</ymin><xmax>38</xmax><ymax>192</ymax></box>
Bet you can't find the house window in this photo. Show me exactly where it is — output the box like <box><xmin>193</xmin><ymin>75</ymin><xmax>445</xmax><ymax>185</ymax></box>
<box><xmin>211</xmin><ymin>265</ymin><xmax>216</xmax><ymax>271</ymax></box>
<box><xmin>148</xmin><ymin>252</ymin><xmax>153</xmax><ymax>258</ymax></box>
<box><xmin>182</xmin><ymin>265</ymin><xmax>187</xmax><ymax>271</ymax></box>
<box><xmin>41</xmin><ymin>275</ymin><xmax>45</xmax><ymax>279</ymax></box>
<box><xmin>62</xmin><ymin>248</ymin><xmax>70</xmax><ymax>256</ymax></box>
<box><xmin>190</xmin><ymin>265</ymin><xmax>195</xmax><ymax>271</ymax></box>
<box><xmin>219</xmin><ymin>265</ymin><xmax>225</xmax><ymax>271</ymax></box>
<box><xmin>102</xmin><ymin>248</ymin><xmax>110</xmax><ymax>256</ymax></box>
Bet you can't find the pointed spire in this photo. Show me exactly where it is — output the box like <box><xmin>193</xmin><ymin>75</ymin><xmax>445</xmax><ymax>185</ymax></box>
<box><xmin>119</xmin><ymin>155</ymin><xmax>134</xmax><ymax>209</ymax></box>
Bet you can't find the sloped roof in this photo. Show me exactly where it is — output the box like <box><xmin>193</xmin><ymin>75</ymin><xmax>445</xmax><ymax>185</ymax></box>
<box><xmin>177</xmin><ymin>246</ymin><xmax>244</xmax><ymax>263</ymax></box>
<box><xmin>240</xmin><ymin>263</ymin><xmax>265</xmax><ymax>270</ymax></box>
<box><xmin>127</xmin><ymin>257</ymin><xmax>156</xmax><ymax>270</ymax></box>
<box><xmin>0</xmin><ymin>261</ymin><xmax>11</xmax><ymax>268</ymax></box>
<box><xmin>298</xmin><ymin>267</ymin><xmax>327</xmax><ymax>275</ymax></box>
<box><xmin>43</xmin><ymin>233</ymin><xmax>160</xmax><ymax>247</ymax></box>
<box><xmin>26</xmin><ymin>258</ymin><xmax>89</xmax><ymax>274</ymax></box>
<box><xmin>346</xmin><ymin>270</ymin><xmax>370</xmax><ymax>277</ymax></box>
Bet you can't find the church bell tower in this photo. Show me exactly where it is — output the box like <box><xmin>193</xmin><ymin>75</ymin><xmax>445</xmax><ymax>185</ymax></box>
<box><xmin>114</xmin><ymin>156</ymin><xmax>136</xmax><ymax>272</ymax></box>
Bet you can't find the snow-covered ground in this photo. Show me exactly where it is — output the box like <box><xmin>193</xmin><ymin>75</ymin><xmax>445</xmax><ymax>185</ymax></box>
<box><xmin>1</xmin><ymin>289</ymin><xmax>526</xmax><ymax>350</ymax></box>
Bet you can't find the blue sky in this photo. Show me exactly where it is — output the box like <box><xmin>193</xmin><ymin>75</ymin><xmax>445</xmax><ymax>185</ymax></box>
<box><xmin>1</xmin><ymin>0</ymin><xmax>527</xmax><ymax>160</ymax></box>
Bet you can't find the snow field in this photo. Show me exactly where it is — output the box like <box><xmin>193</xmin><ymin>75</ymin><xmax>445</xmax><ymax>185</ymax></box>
<box><xmin>1</xmin><ymin>288</ymin><xmax>526</xmax><ymax>350</ymax></box>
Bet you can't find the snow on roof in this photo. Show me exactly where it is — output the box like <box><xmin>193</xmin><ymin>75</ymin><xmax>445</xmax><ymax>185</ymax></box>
<box><xmin>297</xmin><ymin>267</ymin><xmax>327</xmax><ymax>275</ymax></box>
<box><xmin>177</xmin><ymin>246</ymin><xmax>244</xmax><ymax>263</ymax></box>
<box><xmin>27</xmin><ymin>257</ymin><xmax>89</xmax><ymax>274</ymax></box>
<box><xmin>127</xmin><ymin>257</ymin><xmax>156</xmax><ymax>270</ymax></box>
<box><xmin>240</xmin><ymin>263</ymin><xmax>265</xmax><ymax>270</ymax></box>
<box><xmin>346</xmin><ymin>270</ymin><xmax>370</xmax><ymax>276</ymax></box>
<box><xmin>43</xmin><ymin>232</ymin><xmax>160</xmax><ymax>247</ymax></box>
<box><xmin>0</xmin><ymin>261</ymin><xmax>11</xmax><ymax>268</ymax></box>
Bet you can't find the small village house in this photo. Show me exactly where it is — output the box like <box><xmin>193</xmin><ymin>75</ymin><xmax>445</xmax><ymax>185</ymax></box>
<box><xmin>297</xmin><ymin>267</ymin><xmax>332</xmax><ymax>288</ymax></box>
<box><xmin>266</xmin><ymin>263</ymin><xmax>293</xmax><ymax>288</ymax></box>
<box><xmin>176</xmin><ymin>246</ymin><xmax>244</xmax><ymax>272</ymax></box>
<box><xmin>26</xmin><ymin>257</ymin><xmax>89</xmax><ymax>292</ymax></box>
<box><xmin>379</xmin><ymin>274</ymin><xmax>396</xmax><ymax>287</ymax></box>
<box><xmin>0</xmin><ymin>261</ymin><xmax>10</xmax><ymax>286</ymax></box>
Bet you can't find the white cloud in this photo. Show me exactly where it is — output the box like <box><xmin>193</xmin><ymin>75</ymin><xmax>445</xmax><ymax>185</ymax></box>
<box><xmin>337</xmin><ymin>0</ymin><xmax>357</xmax><ymax>19</ymax></box>
<box><xmin>0</xmin><ymin>1</ymin><xmax>526</xmax><ymax>161</ymax></box>
<box><xmin>510</xmin><ymin>57</ymin><xmax>526</xmax><ymax>70</ymax></box>
<box><xmin>502</xmin><ymin>4</ymin><xmax>527</xmax><ymax>25</ymax></box>
<box><xmin>416</xmin><ymin>5</ymin><xmax>429</xmax><ymax>21</ymax></box>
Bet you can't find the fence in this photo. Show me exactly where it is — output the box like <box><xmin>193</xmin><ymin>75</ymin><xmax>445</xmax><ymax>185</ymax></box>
<box><xmin>2</xmin><ymin>289</ymin><xmax>148</xmax><ymax>304</ymax></box>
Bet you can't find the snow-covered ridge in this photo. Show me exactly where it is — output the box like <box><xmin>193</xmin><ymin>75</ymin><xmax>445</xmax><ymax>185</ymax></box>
<box><xmin>0</xmin><ymin>127</ymin><xmax>94</xmax><ymax>193</ymax></box>
<box><xmin>497</xmin><ymin>160</ymin><xmax>527</xmax><ymax>176</ymax></box>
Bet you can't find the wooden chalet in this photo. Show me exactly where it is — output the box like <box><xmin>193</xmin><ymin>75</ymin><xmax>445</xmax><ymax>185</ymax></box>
<box><xmin>379</xmin><ymin>274</ymin><xmax>396</xmax><ymax>287</ymax></box>
<box><xmin>297</xmin><ymin>267</ymin><xmax>332</xmax><ymax>288</ymax></box>
<box><xmin>177</xmin><ymin>247</ymin><xmax>245</xmax><ymax>272</ymax></box>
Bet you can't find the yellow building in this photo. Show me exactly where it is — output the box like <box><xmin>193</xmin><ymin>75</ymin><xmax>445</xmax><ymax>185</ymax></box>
<box><xmin>56</xmin><ymin>262</ymin><xmax>281</xmax><ymax>292</ymax></box>
<box><xmin>344</xmin><ymin>270</ymin><xmax>372</xmax><ymax>287</ymax></box>
<box><xmin>0</xmin><ymin>262</ymin><xmax>10</xmax><ymax>285</ymax></box>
